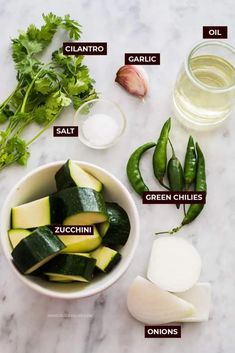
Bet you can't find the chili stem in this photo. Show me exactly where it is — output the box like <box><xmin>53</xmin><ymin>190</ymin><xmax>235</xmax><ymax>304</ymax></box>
<box><xmin>159</xmin><ymin>180</ymin><xmax>170</xmax><ymax>191</ymax></box>
<box><xmin>183</xmin><ymin>203</ymin><xmax>186</xmax><ymax>216</ymax></box>
<box><xmin>168</xmin><ymin>138</ymin><xmax>175</xmax><ymax>156</ymax></box>
<box><xmin>155</xmin><ymin>225</ymin><xmax>182</xmax><ymax>235</ymax></box>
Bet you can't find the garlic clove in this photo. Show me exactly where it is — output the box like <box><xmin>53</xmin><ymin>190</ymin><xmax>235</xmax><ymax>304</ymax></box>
<box><xmin>115</xmin><ymin>65</ymin><xmax>149</xmax><ymax>98</ymax></box>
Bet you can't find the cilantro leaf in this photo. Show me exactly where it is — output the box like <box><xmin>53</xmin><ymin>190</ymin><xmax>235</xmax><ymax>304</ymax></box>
<box><xmin>34</xmin><ymin>73</ymin><xmax>59</xmax><ymax>95</ymax></box>
<box><xmin>61</xmin><ymin>14</ymin><xmax>82</xmax><ymax>40</ymax></box>
<box><xmin>34</xmin><ymin>91</ymin><xmax>71</xmax><ymax>126</ymax></box>
<box><xmin>0</xmin><ymin>13</ymin><xmax>97</xmax><ymax>171</ymax></box>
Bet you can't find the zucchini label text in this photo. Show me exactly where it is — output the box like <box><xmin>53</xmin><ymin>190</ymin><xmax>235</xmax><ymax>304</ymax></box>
<box><xmin>52</xmin><ymin>225</ymin><xmax>94</xmax><ymax>235</ymax></box>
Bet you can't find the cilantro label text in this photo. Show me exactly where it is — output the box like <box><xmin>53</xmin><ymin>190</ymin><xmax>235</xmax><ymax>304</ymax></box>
<box><xmin>63</xmin><ymin>42</ymin><xmax>107</xmax><ymax>55</ymax></box>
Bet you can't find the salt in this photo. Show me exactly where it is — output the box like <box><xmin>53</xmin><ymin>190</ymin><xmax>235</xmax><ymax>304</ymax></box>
<box><xmin>82</xmin><ymin>113</ymin><xmax>120</xmax><ymax>147</ymax></box>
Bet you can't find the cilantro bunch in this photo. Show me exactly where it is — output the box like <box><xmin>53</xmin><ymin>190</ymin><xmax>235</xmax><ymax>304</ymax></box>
<box><xmin>0</xmin><ymin>13</ymin><xmax>98</xmax><ymax>170</ymax></box>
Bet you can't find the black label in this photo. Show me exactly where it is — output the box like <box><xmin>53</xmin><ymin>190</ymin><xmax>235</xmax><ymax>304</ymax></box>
<box><xmin>145</xmin><ymin>326</ymin><xmax>181</xmax><ymax>338</ymax></box>
<box><xmin>52</xmin><ymin>225</ymin><xmax>94</xmax><ymax>235</ymax></box>
<box><xmin>142</xmin><ymin>191</ymin><xmax>206</xmax><ymax>204</ymax></box>
<box><xmin>203</xmin><ymin>26</ymin><xmax>228</xmax><ymax>39</ymax></box>
<box><xmin>63</xmin><ymin>42</ymin><xmax>107</xmax><ymax>55</ymax></box>
<box><xmin>125</xmin><ymin>53</ymin><xmax>160</xmax><ymax>65</ymax></box>
<box><xmin>53</xmin><ymin>126</ymin><xmax>78</xmax><ymax>137</ymax></box>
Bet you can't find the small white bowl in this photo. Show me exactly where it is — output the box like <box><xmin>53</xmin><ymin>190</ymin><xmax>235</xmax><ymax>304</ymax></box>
<box><xmin>0</xmin><ymin>161</ymin><xmax>139</xmax><ymax>299</ymax></box>
<box><xmin>74</xmin><ymin>98</ymin><xmax>126</xmax><ymax>149</ymax></box>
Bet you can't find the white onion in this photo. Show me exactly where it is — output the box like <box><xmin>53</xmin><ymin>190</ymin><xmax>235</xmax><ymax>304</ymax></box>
<box><xmin>175</xmin><ymin>283</ymin><xmax>211</xmax><ymax>322</ymax></box>
<box><xmin>147</xmin><ymin>237</ymin><xmax>201</xmax><ymax>292</ymax></box>
<box><xmin>127</xmin><ymin>276</ymin><xmax>195</xmax><ymax>325</ymax></box>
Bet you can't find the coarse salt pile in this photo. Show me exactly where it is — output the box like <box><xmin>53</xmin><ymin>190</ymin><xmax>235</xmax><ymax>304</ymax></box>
<box><xmin>82</xmin><ymin>113</ymin><xmax>120</xmax><ymax>147</ymax></box>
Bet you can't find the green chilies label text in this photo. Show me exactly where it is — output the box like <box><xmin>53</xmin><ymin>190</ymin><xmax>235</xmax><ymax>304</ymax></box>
<box><xmin>143</xmin><ymin>191</ymin><xmax>206</xmax><ymax>204</ymax></box>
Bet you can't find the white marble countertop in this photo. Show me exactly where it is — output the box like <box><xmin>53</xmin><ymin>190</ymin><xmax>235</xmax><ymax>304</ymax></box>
<box><xmin>0</xmin><ymin>0</ymin><xmax>235</xmax><ymax>352</ymax></box>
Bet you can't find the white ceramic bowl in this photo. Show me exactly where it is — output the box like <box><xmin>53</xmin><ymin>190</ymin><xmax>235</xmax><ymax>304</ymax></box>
<box><xmin>0</xmin><ymin>161</ymin><xmax>139</xmax><ymax>299</ymax></box>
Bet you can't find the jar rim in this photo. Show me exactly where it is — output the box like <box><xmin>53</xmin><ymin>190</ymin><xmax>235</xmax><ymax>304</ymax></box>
<box><xmin>185</xmin><ymin>40</ymin><xmax>235</xmax><ymax>93</ymax></box>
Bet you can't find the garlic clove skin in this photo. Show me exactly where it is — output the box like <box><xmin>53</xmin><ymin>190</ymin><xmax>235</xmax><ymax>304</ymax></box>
<box><xmin>115</xmin><ymin>65</ymin><xmax>149</xmax><ymax>98</ymax></box>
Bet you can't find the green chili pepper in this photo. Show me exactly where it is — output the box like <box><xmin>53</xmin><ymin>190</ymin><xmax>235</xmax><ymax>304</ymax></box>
<box><xmin>167</xmin><ymin>139</ymin><xmax>184</xmax><ymax>209</ymax></box>
<box><xmin>184</xmin><ymin>136</ymin><xmax>197</xmax><ymax>190</ymax></box>
<box><xmin>127</xmin><ymin>142</ymin><xmax>156</xmax><ymax>196</ymax></box>
<box><xmin>156</xmin><ymin>142</ymin><xmax>206</xmax><ymax>235</ymax></box>
<box><xmin>153</xmin><ymin>118</ymin><xmax>171</xmax><ymax>190</ymax></box>
<box><xmin>183</xmin><ymin>136</ymin><xmax>197</xmax><ymax>215</ymax></box>
<box><xmin>182</xmin><ymin>142</ymin><xmax>206</xmax><ymax>225</ymax></box>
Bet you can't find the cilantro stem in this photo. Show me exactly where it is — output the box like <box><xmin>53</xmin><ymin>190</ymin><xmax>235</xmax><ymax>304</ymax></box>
<box><xmin>20</xmin><ymin>70</ymin><xmax>44</xmax><ymax>113</ymax></box>
<box><xmin>20</xmin><ymin>60</ymin><xmax>54</xmax><ymax>114</ymax></box>
<box><xmin>0</xmin><ymin>13</ymin><xmax>97</xmax><ymax>171</ymax></box>
<box><xmin>27</xmin><ymin>109</ymin><xmax>63</xmax><ymax>146</ymax></box>
<box><xmin>0</xmin><ymin>81</ymin><xmax>22</xmax><ymax>112</ymax></box>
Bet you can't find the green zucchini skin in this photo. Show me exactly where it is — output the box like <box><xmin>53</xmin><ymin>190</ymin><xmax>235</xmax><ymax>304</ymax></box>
<box><xmin>11</xmin><ymin>227</ymin><xmax>65</xmax><ymax>274</ymax></box>
<box><xmin>12</xmin><ymin>186</ymin><xmax>107</xmax><ymax>228</ymax></box>
<box><xmin>102</xmin><ymin>202</ymin><xmax>131</xmax><ymax>247</ymax></box>
<box><xmin>105</xmin><ymin>253</ymin><xmax>121</xmax><ymax>272</ymax></box>
<box><xmin>43</xmin><ymin>254</ymin><xmax>96</xmax><ymax>282</ymax></box>
<box><xmin>55</xmin><ymin>160</ymin><xmax>102</xmax><ymax>192</ymax></box>
<box><xmin>55</xmin><ymin>160</ymin><xmax>75</xmax><ymax>190</ymax></box>
<box><xmin>91</xmin><ymin>245</ymin><xmax>121</xmax><ymax>273</ymax></box>
<box><xmin>51</xmin><ymin>187</ymin><xmax>108</xmax><ymax>224</ymax></box>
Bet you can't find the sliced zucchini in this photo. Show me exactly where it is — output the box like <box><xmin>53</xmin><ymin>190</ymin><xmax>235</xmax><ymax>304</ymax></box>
<box><xmin>97</xmin><ymin>221</ymin><xmax>110</xmax><ymax>237</ymax></box>
<box><xmin>54</xmin><ymin>187</ymin><xmax>108</xmax><ymax>225</ymax></box>
<box><xmin>8</xmin><ymin>229</ymin><xmax>31</xmax><ymax>248</ymax></box>
<box><xmin>11</xmin><ymin>226</ymin><xmax>65</xmax><ymax>274</ymax></box>
<box><xmin>102</xmin><ymin>202</ymin><xmax>131</xmax><ymax>247</ymax></box>
<box><xmin>12</xmin><ymin>196</ymin><xmax>51</xmax><ymax>229</ymax></box>
<box><xmin>47</xmin><ymin>274</ymin><xmax>87</xmax><ymax>282</ymax></box>
<box><xmin>47</xmin><ymin>275</ymin><xmax>73</xmax><ymax>283</ymax></box>
<box><xmin>91</xmin><ymin>246</ymin><xmax>121</xmax><ymax>273</ymax></box>
<box><xmin>60</xmin><ymin>226</ymin><xmax>102</xmax><ymax>253</ymax></box>
<box><xmin>43</xmin><ymin>253</ymin><xmax>96</xmax><ymax>282</ymax></box>
<box><xmin>11</xmin><ymin>187</ymin><xmax>107</xmax><ymax>229</ymax></box>
<box><xmin>55</xmin><ymin>159</ymin><xmax>102</xmax><ymax>192</ymax></box>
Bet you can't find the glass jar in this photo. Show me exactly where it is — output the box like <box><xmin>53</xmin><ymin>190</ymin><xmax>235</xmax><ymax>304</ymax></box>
<box><xmin>173</xmin><ymin>41</ymin><xmax>235</xmax><ymax>130</ymax></box>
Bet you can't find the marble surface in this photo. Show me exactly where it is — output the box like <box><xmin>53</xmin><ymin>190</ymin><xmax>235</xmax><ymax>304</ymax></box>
<box><xmin>0</xmin><ymin>0</ymin><xmax>235</xmax><ymax>352</ymax></box>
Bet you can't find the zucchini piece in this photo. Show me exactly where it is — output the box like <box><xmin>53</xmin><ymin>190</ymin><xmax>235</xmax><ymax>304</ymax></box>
<box><xmin>11</xmin><ymin>226</ymin><xmax>65</xmax><ymax>274</ymax></box>
<box><xmin>91</xmin><ymin>246</ymin><xmax>121</xmax><ymax>273</ymax></box>
<box><xmin>54</xmin><ymin>187</ymin><xmax>108</xmax><ymax>225</ymax></box>
<box><xmin>97</xmin><ymin>221</ymin><xmax>110</xmax><ymax>237</ymax></box>
<box><xmin>11</xmin><ymin>187</ymin><xmax>107</xmax><ymax>229</ymax></box>
<box><xmin>12</xmin><ymin>196</ymin><xmax>51</xmax><ymax>229</ymax></box>
<box><xmin>8</xmin><ymin>229</ymin><xmax>31</xmax><ymax>248</ymax></box>
<box><xmin>43</xmin><ymin>253</ymin><xmax>96</xmax><ymax>282</ymax></box>
<box><xmin>55</xmin><ymin>159</ymin><xmax>102</xmax><ymax>192</ymax></box>
<box><xmin>47</xmin><ymin>275</ymin><xmax>73</xmax><ymax>283</ymax></box>
<box><xmin>102</xmin><ymin>203</ymin><xmax>131</xmax><ymax>247</ymax></box>
<box><xmin>60</xmin><ymin>226</ymin><xmax>102</xmax><ymax>253</ymax></box>
<box><xmin>47</xmin><ymin>274</ymin><xmax>87</xmax><ymax>282</ymax></box>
